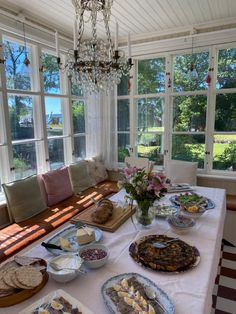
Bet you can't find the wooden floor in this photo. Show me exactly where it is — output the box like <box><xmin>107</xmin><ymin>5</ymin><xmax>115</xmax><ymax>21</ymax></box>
<box><xmin>211</xmin><ymin>244</ymin><xmax>236</xmax><ymax>314</ymax></box>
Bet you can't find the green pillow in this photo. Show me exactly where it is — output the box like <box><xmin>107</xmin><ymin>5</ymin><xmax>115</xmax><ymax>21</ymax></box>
<box><xmin>69</xmin><ymin>161</ymin><xmax>94</xmax><ymax>194</ymax></box>
<box><xmin>2</xmin><ymin>175</ymin><xmax>47</xmax><ymax>223</ymax></box>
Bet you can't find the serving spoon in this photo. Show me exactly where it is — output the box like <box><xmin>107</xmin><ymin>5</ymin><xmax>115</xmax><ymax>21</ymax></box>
<box><xmin>152</xmin><ymin>238</ymin><xmax>179</xmax><ymax>249</ymax></box>
<box><xmin>144</xmin><ymin>286</ymin><xmax>168</xmax><ymax>314</ymax></box>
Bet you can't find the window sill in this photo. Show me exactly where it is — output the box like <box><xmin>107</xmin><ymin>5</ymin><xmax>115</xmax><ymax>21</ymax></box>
<box><xmin>197</xmin><ymin>173</ymin><xmax>236</xmax><ymax>182</ymax></box>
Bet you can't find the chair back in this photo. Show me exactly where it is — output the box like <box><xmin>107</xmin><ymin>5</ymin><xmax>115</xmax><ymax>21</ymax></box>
<box><xmin>165</xmin><ymin>160</ymin><xmax>198</xmax><ymax>185</ymax></box>
<box><xmin>125</xmin><ymin>156</ymin><xmax>150</xmax><ymax>173</ymax></box>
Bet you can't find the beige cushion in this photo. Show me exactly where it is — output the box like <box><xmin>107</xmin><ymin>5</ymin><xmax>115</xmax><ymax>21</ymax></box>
<box><xmin>2</xmin><ymin>175</ymin><xmax>47</xmax><ymax>223</ymax></box>
<box><xmin>87</xmin><ymin>156</ymin><xmax>108</xmax><ymax>184</ymax></box>
<box><xmin>125</xmin><ymin>156</ymin><xmax>150</xmax><ymax>173</ymax></box>
<box><xmin>165</xmin><ymin>160</ymin><xmax>198</xmax><ymax>186</ymax></box>
<box><xmin>69</xmin><ymin>161</ymin><xmax>94</xmax><ymax>193</ymax></box>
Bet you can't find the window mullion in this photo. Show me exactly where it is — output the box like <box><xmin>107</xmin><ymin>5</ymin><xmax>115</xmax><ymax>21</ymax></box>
<box><xmin>0</xmin><ymin>31</ymin><xmax>13</xmax><ymax>182</ymax></box>
<box><xmin>205</xmin><ymin>46</ymin><xmax>217</xmax><ymax>174</ymax></box>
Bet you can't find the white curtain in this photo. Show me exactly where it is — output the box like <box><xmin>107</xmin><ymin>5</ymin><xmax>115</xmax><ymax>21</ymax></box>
<box><xmin>85</xmin><ymin>90</ymin><xmax>116</xmax><ymax>168</ymax></box>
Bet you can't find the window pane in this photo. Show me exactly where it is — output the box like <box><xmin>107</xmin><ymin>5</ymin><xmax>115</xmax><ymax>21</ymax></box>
<box><xmin>137</xmin><ymin>58</ymin><xmax>165</xmax><ymax>94</ymax></box>
<box><xmin>13</xmin><ymin>142</ymin><xmax>37</xmax><ymax>179</ymax></box>
<box><xmin>48</xmin><ymin>138</ymin><xmax>64</xmax><ymax>170</ymax></box>
<box><xmin>118</xmin><ymin>75</ymin><xmax>129</xmax><ymax>96</ymax></box>
<box><xmin>74</xmin><ymin>136</ymin><xmax>86</xmax><ymax>159</ymax></box>
<box><xmin>217</xmin><ymin>47</ymin><xmax>236</xmax><ymax>89</ymax></box>
<box><xmin>173</xmin><ymin>51</ymin><xmax>209</xmax><ymax>92</ymax></box>
<box><xmin>118</xmin><ymin>99</ymin><xmax>129</xmax><ymax>131</ymax></box>
<box><xmin>42</xmin><ymin>52</ymin><xmax>60</xmax><ymax>94</ymax></box>
<box><xmin>213</xmin><ymin>135</ymin><xmax>236</xmax><ymax>171</ymax></box>
<box><xmin>173</xmin><ymin>95</ymin><xmax>207</xmax><ymax>132</ymax></box>
<box><xmin>72</xmin><ymin>100</ymin><xmax>85</xmax><ymax>133</ymax></box>
<box><xmin>8</xmin><ymin>95</ymin><xmax>34</xmax><ymax>140</ymax></box>
<box><xmin>138</xmin><ymin>134</ymin><xmax>164</xmax><ymax>165</ymax></box>
<box><xmin>3</xmin><ymin>39</ymin><xmax>32</xmax><ymax>91</ymax></box>
<box><xmin>118</xmin><ymin>133</ymin><xmax>130</xmax><ymax>162</ymax></box>
<box><xmin>71</xmin><ymin>79</ymin><xmax>83</xmax><ymax>96</ymax></box>
<box><xmin>45</xmin><ymin>97</ymin><xmax>63</xmax><ymax>136</ymax></box>
<box><xmin>215</xmin><ymin>94</ymin><xmax>236</xmax><ymax>131</ymax></box>
<box><xmin>172</xmin><ymin>134</ymin><xmax>205</xmax><ymax>168</ymax></box>
<box><xmin>137</xmin><ymin>97</ymin><xmax>164</xmax><ymax>132</ymax></box>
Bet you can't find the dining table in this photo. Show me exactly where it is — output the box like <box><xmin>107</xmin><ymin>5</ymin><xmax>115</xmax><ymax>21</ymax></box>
<box><xmin>0</xmin><ymin>186</ymin><xmax>226</xmax><ymax>314</ymax></box>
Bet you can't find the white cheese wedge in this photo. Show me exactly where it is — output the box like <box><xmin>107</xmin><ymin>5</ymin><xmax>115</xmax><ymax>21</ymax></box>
<box><xmin>59</xmin><ymin>237</ymin><xmax>71</xmax><ymax>250</ymax></box>
<box><xmin>76</xmin><ymin>227</ymin><xmax>95</xmax><ymax>244</ymax></box>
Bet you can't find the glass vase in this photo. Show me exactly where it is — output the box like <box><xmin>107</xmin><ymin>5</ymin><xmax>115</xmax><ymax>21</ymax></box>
<box><xmin>135</xmin><ymin>201</ymin><xmax>155</xmax><ymax>228</ymax></box>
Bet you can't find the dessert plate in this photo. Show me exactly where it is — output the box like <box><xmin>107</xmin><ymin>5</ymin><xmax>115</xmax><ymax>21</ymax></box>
<box><xmin>43</xmin><ymin>225</ymin><xmax>102</xmax><ymax>255</ymax></box>
<box><xmin>102</xmin><ymin>272</ymin><xmax>174</xmax><ymax>314</ymax></box>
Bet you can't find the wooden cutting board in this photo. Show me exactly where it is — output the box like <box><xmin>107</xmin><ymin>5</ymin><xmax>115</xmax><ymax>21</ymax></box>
<box><xmin>70</xmin><ymin>202</ymin><xmax>135</xmax><ymax>232</ymax></box>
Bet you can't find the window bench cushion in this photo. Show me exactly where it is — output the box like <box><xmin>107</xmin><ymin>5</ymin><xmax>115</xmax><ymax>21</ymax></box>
<box><xmin>0</xmin><ymin>180</ymin><xmax>119</xmax><ymax>263</ymax></box>
<box><xmin>2</xmin><ymin>175</ymin><xmax>47</xmax><ymax>223</ymax></box>
<box><xmin>41</xmin><ymin>166</ymin><xmax>73</xmax><ymax>206</ymax></box>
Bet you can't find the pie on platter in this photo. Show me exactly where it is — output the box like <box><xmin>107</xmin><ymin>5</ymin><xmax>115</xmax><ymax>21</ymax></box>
<box><xmin>129</xmin><ymin>234</ymin><xmax>200</xmax><ymax>273</ymax></box>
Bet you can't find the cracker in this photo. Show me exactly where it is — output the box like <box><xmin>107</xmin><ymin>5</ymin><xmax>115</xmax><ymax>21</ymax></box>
<box><xmin>2</xmin><ymin>267</ymin><xmax>20</xmax><ymax>289</ymax></box>
<box><xmin>15</xmin><ymin>266</ymin><xmax>43</xmax><ymax>288</ymax></box>
<box><xmin>0</xmin><ymin>270</ymin><xmax>12</xmax><ymax>291</ymax></box>
<box><xmin>10</xmin><ymin>274</ymin><xmax>33</xmax><ymax>290</ymax></box>
<box><xmin>14</xmin><ymin>256</ymin><xmax>40</xmax><ymax>266</ymax></box>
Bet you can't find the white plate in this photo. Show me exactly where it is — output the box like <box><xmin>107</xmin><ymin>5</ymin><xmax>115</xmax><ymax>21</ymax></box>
<box><xmin>153</xmin><ymin>204</ymin><xmax>179</xmax><ymax>218</ymax></box>
<box><xmin>18</xmin><ymin>289</ymin><xmax>94</xmax><ymax>314</ymax></box>
<box><xmin>45</xmin><ymin>225</ymin><xmax>103</xmax><ymax>255</ymax></box>
<box><xmin>102</xmin><ymin>272</ymin><xmax>174</xmax><ymax>314</ymax></box>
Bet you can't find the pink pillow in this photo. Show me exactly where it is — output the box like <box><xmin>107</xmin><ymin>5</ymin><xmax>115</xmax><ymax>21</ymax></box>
<box><xmin>41</xmin><ymin>166</ymin><xmax>73</xmax><ymax>206</ymax></box>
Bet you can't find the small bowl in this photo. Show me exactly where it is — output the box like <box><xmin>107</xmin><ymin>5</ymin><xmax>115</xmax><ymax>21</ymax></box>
<box><xmin>180</xmin><ymin>203</ymin><xmax>206</xmax><ymax>219</ymax></box>
<box><xmin>167</xmin><ymin>214</ymin><xmax>195</xmax><ymax>234</ymax></box>
<box><xmin>47</xmin><ymin>254</ymin><xmax>83</xmax><ymax>283</ymax></box>
<box><xmin>79</xmin><ymin>243</ymin><xmax>109</xmax><ymax>269</ymax></box>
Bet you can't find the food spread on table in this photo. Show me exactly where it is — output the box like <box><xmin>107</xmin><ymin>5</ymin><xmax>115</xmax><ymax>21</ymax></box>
<box><xmin>91</xmin><ymin>199</ymin><xmax>114</xmax><ymax>224</ymax></box>
<box><xmin>43</xmin><ymin>225</ymin><xmax>102</xmax><ymax>255</ymax></box>
<box><xmin>129</xmin><ymin>234</ymin><xmax>200</xmax><ymax>272</ymax></box>
<box><xmin>32</xmin><ymin>295</ymin><xmax>82</xmax><ymax>314</ymax></box>
<box><xmin>154</xmin><ymin>204</ymin><xmax>178</xmax><ymax>217</ymax></box>
<box><xmin>76</xmin><ymin>226</ymin><xmax>96</xmax><ymax>245</ymax></box>
<box><xmin>102</xmin><ymin>273</ymin><xmax>174</xmax><ymax>314</ymax></box>
<box><xmin>0</xmin><ymin>256</ymin><xmax>47</xmax><ymax>305</ymax></box>
<box><xmin>18</xmin><ymin>289</ymin><xmax>94</xmax><ymax>314</ymax></box>
<box><xmin>170</xmin><ymin>192</ymin><xmax>215</xmax><ymax>209</ymax></box>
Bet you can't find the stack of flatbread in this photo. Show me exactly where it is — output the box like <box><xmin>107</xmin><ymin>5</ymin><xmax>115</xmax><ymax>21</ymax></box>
<box><xmin>0</xmin><ymin>257</ymin><xmax>44</xmax><ymax>298</ymax></box>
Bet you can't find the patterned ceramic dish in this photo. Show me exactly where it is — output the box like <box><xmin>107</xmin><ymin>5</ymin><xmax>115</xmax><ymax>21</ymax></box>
<box><xmin>169</xmin><ymin>193</ymin><xmax>215</xmax><ymax>209</ymax></box>
<box><xmin>167</xmin><ymin>214</ymin><xmax>196</xmax><ymax>234</ymax></box>
<box><xmin>44</xmin><ymin>225</ymin><xmax>103</xmax><ymax>255</ymax></box>
<box><xmin>102</xmin><ymin>272</ymin><xmax>174</xmax><ymax>314</ymax></box>
<box><xmin>180</xmin><ymin>204</ymin><xmax>206</xmax><ymax>219</ymax></box>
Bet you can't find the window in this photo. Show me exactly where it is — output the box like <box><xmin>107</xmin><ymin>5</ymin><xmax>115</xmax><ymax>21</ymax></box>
<box><xmin>116</xmin><ymin>45</ymin><xmax>236</xmax><ymax>175</ymax></box>
<box><xmin>72</xmin><ymin>100</ymin><xmax>86</xmax><ymax>160</ymax></box>
<box><xmin>213</xmin><ymin>47</ymin><xmax>236</xmax><ymax>172</ymax></box>
<box><xmin>42</xmin><ymin>51</ymin><xmax>61</xmax><ymax>94</ymax></box>
<box><xmin>0</xmin><ymin>33</ymin><xmax>88</xmax><ymax>192</ymax></box>
<box><xmin>3</xmin><ymin>38</ymin><xmax>32</xmax><ymax>91</ymax></box>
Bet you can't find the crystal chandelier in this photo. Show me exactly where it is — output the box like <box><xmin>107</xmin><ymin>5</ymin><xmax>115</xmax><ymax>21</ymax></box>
<box><xmin>56</xmin><ymin>0</ymin><xmax>133</xmax><ymax>93</ymax></box>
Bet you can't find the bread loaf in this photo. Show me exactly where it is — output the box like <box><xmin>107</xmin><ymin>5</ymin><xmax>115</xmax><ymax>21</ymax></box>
<box><xmin>91</xmin><ymin>199</ymin><xmax>113</xmax><ymax>224</ymax></box>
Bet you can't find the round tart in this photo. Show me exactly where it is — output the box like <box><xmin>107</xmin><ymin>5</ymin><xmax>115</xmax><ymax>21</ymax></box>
<box><xmin>129</xmin><ymin>234</ymin><xmax>200</xmax><ymax>272</ymax></box>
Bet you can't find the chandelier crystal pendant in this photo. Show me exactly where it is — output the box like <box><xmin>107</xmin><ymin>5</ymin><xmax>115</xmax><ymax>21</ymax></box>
<box><xmin>57</xmin><ymin>0</ymin><xmax>133</xmax><ymax>93</ymax></box>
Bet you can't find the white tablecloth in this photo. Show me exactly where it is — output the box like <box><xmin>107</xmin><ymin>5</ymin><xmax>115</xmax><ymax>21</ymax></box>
<box><xmin>0</xmin><ymin>186</ymin><xmax>226</xmax><ymax>314</ymax></box>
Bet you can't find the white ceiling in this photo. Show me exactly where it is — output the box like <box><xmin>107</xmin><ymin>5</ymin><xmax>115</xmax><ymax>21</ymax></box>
<box><xmin>0</xmin><ymin>0</ymin><xmax>236</xmax><ymax>44</ymax></box>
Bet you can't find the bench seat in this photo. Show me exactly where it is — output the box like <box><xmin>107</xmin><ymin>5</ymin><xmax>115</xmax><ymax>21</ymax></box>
<box><xmin>0</xmin><ymin>180</ymin><xmax>118</xmax><ymax>263</ymax></box>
